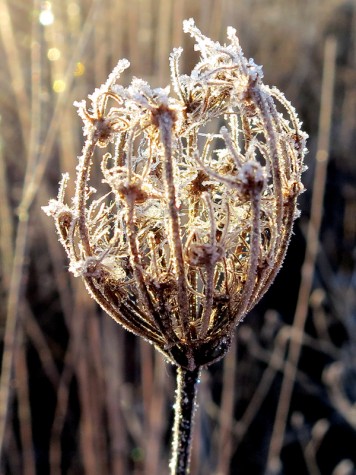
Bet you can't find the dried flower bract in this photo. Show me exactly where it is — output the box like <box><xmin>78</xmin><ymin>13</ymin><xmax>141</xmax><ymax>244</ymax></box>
<box><xmin>43</xmin><ymin>19</ymin><xmax>307</xmax><ymax>371</ymax></box>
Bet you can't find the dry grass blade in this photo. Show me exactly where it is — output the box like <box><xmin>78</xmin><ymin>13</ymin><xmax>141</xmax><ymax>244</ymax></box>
<box><xmin>0</xmin><ymin>119</ymin><xmax>14</xmax><ymax>300</ymax></box>
<box><xmin>266</xmin><ymin>35</ymin><xmax>337</xmax><ymax>474</ymax></box>
<box><xmin>0</xmin><ymin>0</ymin><xmax>42</xmax><ymax>461</ymax></box>
<box><xmin>14</xmin><ymin>339</ymin><xmax>36</xmax><ymax>475</ymax></box>
<box><xmin>215</xmin><ymin>337</ymin><xmax>237</xmax><ymax>475</ymax></box>
<box><xmin>0</xmin><ymin>0</ymin><xmax>30</xmax><ymax>148</ymax></box>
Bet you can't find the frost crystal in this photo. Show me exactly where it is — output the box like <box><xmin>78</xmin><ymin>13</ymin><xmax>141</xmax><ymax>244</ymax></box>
<box><xmin>44</xmin><ymin>19</ymin><xmax>307</xmax><ymax>370</ymax></box>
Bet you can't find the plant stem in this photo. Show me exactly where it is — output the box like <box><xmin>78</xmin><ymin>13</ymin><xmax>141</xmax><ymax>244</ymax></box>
<box><xmin>170</xmin><ymin>366</ymin><xmax>201</xmax><ymax>475</ymax></box>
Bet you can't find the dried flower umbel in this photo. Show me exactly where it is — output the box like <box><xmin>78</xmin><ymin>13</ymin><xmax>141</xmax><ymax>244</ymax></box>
<box><xmin>43</xmin><ymin>19</ymin><xmax>307</xmax><ymax>475</ymax></box>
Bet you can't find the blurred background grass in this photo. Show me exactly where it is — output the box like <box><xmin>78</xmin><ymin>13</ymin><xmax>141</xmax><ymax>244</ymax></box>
<box><xmin>0</xmin><ymin>0</ymin><xmax>356</xmax><ymax>474</ymax></box>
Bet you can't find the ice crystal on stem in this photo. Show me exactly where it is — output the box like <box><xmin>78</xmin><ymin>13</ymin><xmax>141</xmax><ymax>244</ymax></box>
<box><xmin>43</xmin><ymin>19</ymin><xmax>307</xmax><ymax>474</ymax></box>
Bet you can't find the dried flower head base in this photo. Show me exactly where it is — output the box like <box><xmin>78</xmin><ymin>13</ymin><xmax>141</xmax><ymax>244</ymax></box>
<box><xmin>43</xmin><ymin>18</ymin><xmax>307</xmax><ymax>475</ymax></box>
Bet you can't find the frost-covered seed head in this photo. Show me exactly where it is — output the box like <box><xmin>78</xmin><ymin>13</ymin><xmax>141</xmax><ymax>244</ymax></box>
<box><xmin>43</xmin><ymin>19</ymin><xmax>307</xmax><ymax>370</ymax></box>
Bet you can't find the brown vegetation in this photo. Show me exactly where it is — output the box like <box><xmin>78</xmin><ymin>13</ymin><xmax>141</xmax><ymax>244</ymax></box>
<box><xmin>0</xmin><ymin>1</ymin><xmax>355</xmax><ymax>474</ymax></box>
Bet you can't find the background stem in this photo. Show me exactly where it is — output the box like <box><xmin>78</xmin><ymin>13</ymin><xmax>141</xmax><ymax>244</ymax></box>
<box><xmin>170</xmin><ymin>366</ymin><xmax>201</xmax><ymax>475</ymax></box>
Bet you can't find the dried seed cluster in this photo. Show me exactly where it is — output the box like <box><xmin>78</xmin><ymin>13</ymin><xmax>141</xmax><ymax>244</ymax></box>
<box><xmin>43</xmin><ymin>19</ymin><xmax>307</xmax><ymax>370</ymax></box>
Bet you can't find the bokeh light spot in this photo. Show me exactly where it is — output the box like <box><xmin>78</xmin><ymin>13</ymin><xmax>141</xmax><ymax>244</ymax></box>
<box><xmin>53</xmin><ymin>79</ymin><xmax>66</xmax><ymax>93</ymax></box>
<box><xmin>39</xmin><ymin>2</ymin><xmax>54</xmax><ymax>26</ymax></box>
<box><xmin>39</xmin><ymin>9</ymin><xmax>54</xmax><ymax>26</ymax></box>
<box><xmin>74</xmin><ymin>62</ymin><xmax>85</xmax><ymax>77</ymax></box>
<box><xmin>47</xmin><ymin>48</ymin><xmax>61</xmax><ymax>61</ymax></box>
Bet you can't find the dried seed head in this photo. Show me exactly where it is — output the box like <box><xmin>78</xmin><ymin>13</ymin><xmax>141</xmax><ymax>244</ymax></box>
<box><xmin>43</xmin><ymin>19</ymin><xmax>307</xmax><ymax>370</ymax></box>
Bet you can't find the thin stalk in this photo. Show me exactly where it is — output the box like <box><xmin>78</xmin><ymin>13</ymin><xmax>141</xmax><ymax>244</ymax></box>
<box><xmin>170</xmin><ymin>366</ymin><xmax>201</xmax><ymax>475</ymax></box>
<box><xmin>159</xmin><ymin>112</ymin><xmax>189</xmax><ymax>337</ymax></box>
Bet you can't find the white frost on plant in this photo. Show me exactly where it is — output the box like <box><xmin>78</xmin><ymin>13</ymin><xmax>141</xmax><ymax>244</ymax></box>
<box><xmin>43</xmin><ymin>18</ymin><xmax>307</xmax><ymax>371</ymax></box>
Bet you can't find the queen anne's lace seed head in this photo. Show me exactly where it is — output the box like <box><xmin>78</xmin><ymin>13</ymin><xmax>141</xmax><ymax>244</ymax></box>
<box><xmin>43</xmin><ymin>19</ymin><xmax>307</xmax><ymax>370</ymax></box>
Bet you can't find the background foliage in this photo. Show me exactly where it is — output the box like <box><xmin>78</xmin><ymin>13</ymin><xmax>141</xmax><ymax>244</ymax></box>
<box><xmin>0</xmin><ymin>1</ymin><xmax>355</xmax><ymax>474</ymax></box>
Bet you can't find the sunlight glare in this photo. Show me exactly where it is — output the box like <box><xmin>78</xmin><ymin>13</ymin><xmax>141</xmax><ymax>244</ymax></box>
<box><xmin>39</xmin><ymin>2</ymin><xmax>54</xmax><ymax>26</ymax></box>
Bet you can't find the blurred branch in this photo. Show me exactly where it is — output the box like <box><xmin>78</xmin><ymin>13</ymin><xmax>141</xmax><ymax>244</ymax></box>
<box><xmin>0</xmin><ymin>117</ymin><xmax>14</xmax><ymax>299</ymax></box>
<box><xmin>0</xmin><ymin>0</ymin><xmax>30</xmax><ymax>149</ymax></box>
<box><xmin>15</xmin><ymin>340</ymin><xmax>36</xmax><ymax>475</ymax></box>
<box><xmin>215</xmin><ymin>337</ymin><xmax>237</xmax><ymax>475</ymax></box>
<box><xmin>0</xmin><ymin>0</ymin><xmax>38</xmax><ymax>460</ymax></box>
<box><xmin>266</xmin><ymin>35</ymin><xmax>337</xmax><ymax>474</ymax></box>
<box><xmin>19</xmin><ymin>0</ymin><xmax>102</xmax><ymax>216</ymax></box>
